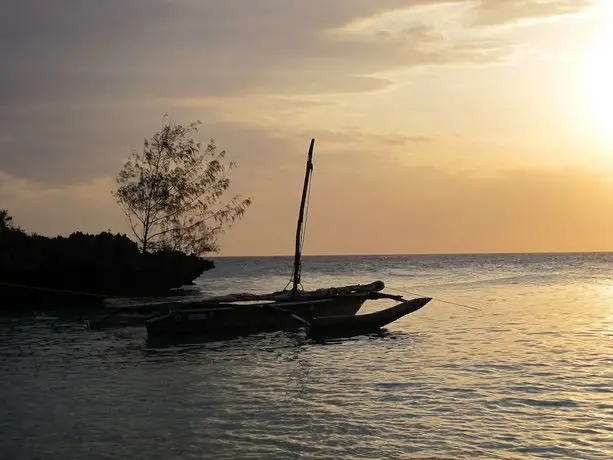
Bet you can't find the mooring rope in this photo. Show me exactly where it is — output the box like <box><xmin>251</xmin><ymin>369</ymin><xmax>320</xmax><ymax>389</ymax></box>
<box><xmin>386</xmin><ymin>286</ymin><xmax>481</xmax><ymax>312</ymax></box>
<box><xmin>0</xmin><ymin>281</ymin><xmax>199</xmax><ymax>309</ymax></box>
<box><xmin>0</xmin><ymin>282</ymin><xmax>108</xmax><ymax>298</ymax></box>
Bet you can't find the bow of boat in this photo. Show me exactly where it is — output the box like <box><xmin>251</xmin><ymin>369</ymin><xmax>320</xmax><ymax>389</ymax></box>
<box><xmin>308</xmin><ymin>296</ymin><xmax>432</xmax><ymax>336</ymax></box>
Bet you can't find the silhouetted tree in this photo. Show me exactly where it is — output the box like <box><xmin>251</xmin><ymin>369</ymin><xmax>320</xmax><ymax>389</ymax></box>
<box><xmin>112</xmin><ymin>118</ymin><xmax>251</xmax><ymax>255</ymax></box>
<box><xmin>0</xmin><ymin>209</ymin><xmax>11</xmax><ymax>231</ymax></box>
<box><xmin>0</xmin><ymin>209</ymin><xmax>21</xmax><ymax>232</ymax></box>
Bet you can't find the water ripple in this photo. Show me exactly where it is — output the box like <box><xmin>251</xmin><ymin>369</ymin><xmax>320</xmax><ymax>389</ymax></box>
<box><xmin>2</xmin><ymin>254</ymin><xmax>613</xmax><ymax>459</ymax></box>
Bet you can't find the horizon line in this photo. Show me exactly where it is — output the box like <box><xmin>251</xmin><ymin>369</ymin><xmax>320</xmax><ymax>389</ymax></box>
<box><xmin>210</xmin><ymin>249</ymin><xmax>613</xmax><ymax>258</ymax></box>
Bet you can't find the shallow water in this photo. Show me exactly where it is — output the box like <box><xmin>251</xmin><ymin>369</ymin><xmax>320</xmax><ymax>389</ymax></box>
<box><xmin>1</xmin><ymin>253</ymin><xmax>612</xmax><ymax>459</ymax></box>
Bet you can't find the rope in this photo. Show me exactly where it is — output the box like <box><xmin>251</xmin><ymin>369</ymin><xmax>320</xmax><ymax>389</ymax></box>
<box><xmin>0</xmin><ymin>282</ymin><xmax>108</xmax><ymax>298</ymax></box>
<box><xmin>301</xmin><ymin>168</ymin><xmax>312</xmax><ymax>253</ymax></box>
<box><xmin>0</xmin><ymin>282</ymin><xmax>198</xmax><ymax>309</ymax></box>
<box><xmin>386</xmin><ymin>287</ymin><xmax>481</xmax><ymax>312</ymax></box>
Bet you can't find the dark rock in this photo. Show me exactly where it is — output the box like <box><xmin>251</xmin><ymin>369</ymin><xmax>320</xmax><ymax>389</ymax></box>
<box><xmin>0</xmin><ymin>226</ymin><xmax>215</xmax><ymax>309</ymax></box>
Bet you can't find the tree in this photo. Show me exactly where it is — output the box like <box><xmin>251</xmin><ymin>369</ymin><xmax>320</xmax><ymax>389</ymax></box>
<box><xmin>0</xmin><ymin>209</ymin><xmax>11</xmax><ymax>231</ymax></box>
<box><xmin>0</xmin><ymin>209</ymin><xmax>21</xmax><ymax>232</ymax></box>
<box><xmin>112</xmin><ymin>118</ymin><xmax>251</xmax><ymax>255</ymax></box>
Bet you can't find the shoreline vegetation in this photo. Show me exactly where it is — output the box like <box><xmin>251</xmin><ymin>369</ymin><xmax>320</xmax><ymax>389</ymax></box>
<box><xmin>1</xmin><ymin>117</ymin><xmax>251</xmax><ymax>310</ymax></box>
<box><xmin>0</xmin><ymin>212</ymin><xmax>215</xmax><ymax>308</ymax></box>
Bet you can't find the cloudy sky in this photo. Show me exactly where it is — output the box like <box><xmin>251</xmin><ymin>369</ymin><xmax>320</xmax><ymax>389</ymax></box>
<box><xmin>2</xmin><ymin>0</ymin><xmax>613</xmax><ymax>255</ymax></box>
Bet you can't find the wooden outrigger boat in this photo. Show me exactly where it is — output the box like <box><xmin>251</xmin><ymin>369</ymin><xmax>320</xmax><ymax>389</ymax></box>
<box><xmin>86</xmin><ymin>280</ymin><xmax>384</xmax><ymax>330</ymax></box>
<box><xmin>87</xmin><ymin>138</ymin><xmax>431</xmax><ymax>338</ymax></box>
<box><xmin>145</xmin><ymin>295</ymin><xmax>432</xmax><ymax>340</ymax></box>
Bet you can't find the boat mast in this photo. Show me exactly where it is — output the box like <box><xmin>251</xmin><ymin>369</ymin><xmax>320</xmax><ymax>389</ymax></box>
<box><xmin>291</xmin><ymin>138</ymin><xmax>315</xmax><ymax>295</ymax></box>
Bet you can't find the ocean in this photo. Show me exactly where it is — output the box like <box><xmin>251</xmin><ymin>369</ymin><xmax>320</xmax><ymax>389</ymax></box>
<box><xmin>1</xmin><ymin>253</ymin><xmax>612</xmax><ymax>459</ymax></box>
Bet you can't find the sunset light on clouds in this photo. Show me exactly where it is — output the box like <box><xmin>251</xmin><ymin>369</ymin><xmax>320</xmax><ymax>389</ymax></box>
<box><xmin>2</xmin><ymin>0</ymin><xmax>613</xmax><ymax>256</ymax></box>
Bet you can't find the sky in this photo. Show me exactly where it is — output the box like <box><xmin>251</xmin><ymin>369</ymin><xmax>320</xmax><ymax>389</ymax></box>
<box><xmin>2</xmin><ymin>0</ymin><xmax>613</xmax><ymax>256</ymax></box>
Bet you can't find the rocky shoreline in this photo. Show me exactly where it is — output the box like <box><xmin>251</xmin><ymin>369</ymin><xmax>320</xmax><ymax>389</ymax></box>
<box><xmin>0</xmin><ymin>227</ymin><xmax>215</xmax><ymax>309</ymax></box>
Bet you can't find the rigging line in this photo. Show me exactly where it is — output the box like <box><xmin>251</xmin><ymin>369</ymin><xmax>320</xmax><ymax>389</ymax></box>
<box><xmin>283</xmin><ymin>143</ymin><xmax>314</xmax><ymax>293</ymax></box>
<box><xmin>299</xmin><ymin>166</ymin><xmax>313</xmax><ymax>253</ymax></box>
<box><xmin>289</xmin><ymin>161</ymin><xmax>313</xmax><ymax>293</ymax></box>
<box><xmin>0</xmin><ymin>282</ymin><xmax>201</xmax><ymax>307</ymax></box>
<box><xmin>0</xmin><ymin>282</ymin><xmax>108</xmax><ymax>298</ymax></box>
<box><xmin>385</xmin><ymin>286</ymin><xmax>481</xmax><ymax>312</ymax></box>
<box><xmin>298</xmin><ymin>166</ymin><xmax>313</xmax><ymax>291</ymax></box>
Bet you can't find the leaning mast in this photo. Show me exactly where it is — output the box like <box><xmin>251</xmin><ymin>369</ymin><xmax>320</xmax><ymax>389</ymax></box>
<box><xmin>291</xmin><ymin>138</ymin><xmax>315</xmax><ymax>295</ymax></box>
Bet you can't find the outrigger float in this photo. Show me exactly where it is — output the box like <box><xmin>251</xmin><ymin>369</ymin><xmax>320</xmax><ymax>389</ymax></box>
<box><xmin>86</xmin><ymin>139</ymin><xmax>431</xmax><ymax>339</ymax></box>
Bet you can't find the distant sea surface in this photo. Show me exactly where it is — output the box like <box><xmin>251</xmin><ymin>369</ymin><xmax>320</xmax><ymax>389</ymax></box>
<box><xmin>1</xmin><ymin>253</ymin><xmax>612</xmax><ymax>459</ymax></box>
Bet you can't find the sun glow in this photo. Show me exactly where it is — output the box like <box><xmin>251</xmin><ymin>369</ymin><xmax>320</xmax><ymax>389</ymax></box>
<box><xmin>580</xmin><ymin>17</ymin><xmax>613</xmax><ymax>140</ymax></box>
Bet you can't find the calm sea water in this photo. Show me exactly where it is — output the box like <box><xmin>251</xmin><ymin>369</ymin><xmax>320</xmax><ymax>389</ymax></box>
<box><xmin>1</xmin><ymin>253</ymin><xmax>612</xmax><ymax>459</ymax></box>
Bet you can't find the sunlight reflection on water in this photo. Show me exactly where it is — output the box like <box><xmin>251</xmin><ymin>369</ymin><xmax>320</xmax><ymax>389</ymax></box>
<box><xmin>1</xmin><ymin>254</ymin><xmax>612</xmax><ymax>459</ymax></box>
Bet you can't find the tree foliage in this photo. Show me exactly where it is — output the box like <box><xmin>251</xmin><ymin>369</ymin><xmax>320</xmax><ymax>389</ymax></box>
<box><xmin>0</xmin><ymin>209</ymin><xmax>22</xmax><ymax>233</ymax></box>
<box><xmin>0</xmin><ymin>209</ymin><xmax>12</xmax><ymax>231</ymax></box>
<box><xmin>112</xmin><ymin>119</ymin><xmax>251</xmax><ymax>255</ymax></box>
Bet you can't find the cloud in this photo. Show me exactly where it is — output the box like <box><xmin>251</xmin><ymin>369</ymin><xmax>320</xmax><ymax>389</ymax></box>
<box><xmin>291</xmin><ymin>129</ymin><xmax>432</xmax><ymax>147</ymax></box>
<box><xmin>0</xmin><ymin>0</ymin><xmax>514</xmax><ymax>185</ymax></box>
<box><xmin>1</xmin><ymin>0</ymin><xmax>593</xmax><ymax>104</ymax></box>
<box><xmin>0</xmin><ymin>103</ymin><xmax>185</xmax><ymax>185</ymax></box>
<box><xmin>0</xmin><ymin>0</ymin><xmax>597</xmax><ymax>230</ymax></box>
<box><xmin>0</xmin><ymin>171</ymin><xmax>125</xmax><ymax>236</ymax></box>
<box><xmin>1</xmin><ymin>1</ymin><xmax>517</xmax><ymax>103</ymax></box>
<box><xmin>470</xmin><ymin>0</ymin><xmax>594</xmax><ymax>26</ymax></box>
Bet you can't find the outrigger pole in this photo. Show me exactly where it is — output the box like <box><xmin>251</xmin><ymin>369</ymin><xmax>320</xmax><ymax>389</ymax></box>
<box><xmin>291</xmin><ymin>138</ymin><xmax>315</xmax><ymax>295</ymax></box>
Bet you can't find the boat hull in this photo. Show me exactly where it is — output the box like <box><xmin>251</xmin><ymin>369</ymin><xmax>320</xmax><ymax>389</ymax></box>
<box><xmin>309</xmin><ymin>297</ymin><xmax>432</xmax><ymax>338</ymax></box>
<box><xmin>145</xmin><ymin>296</ymin><xmax>366</xmax><ymax>339</ymax></box>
